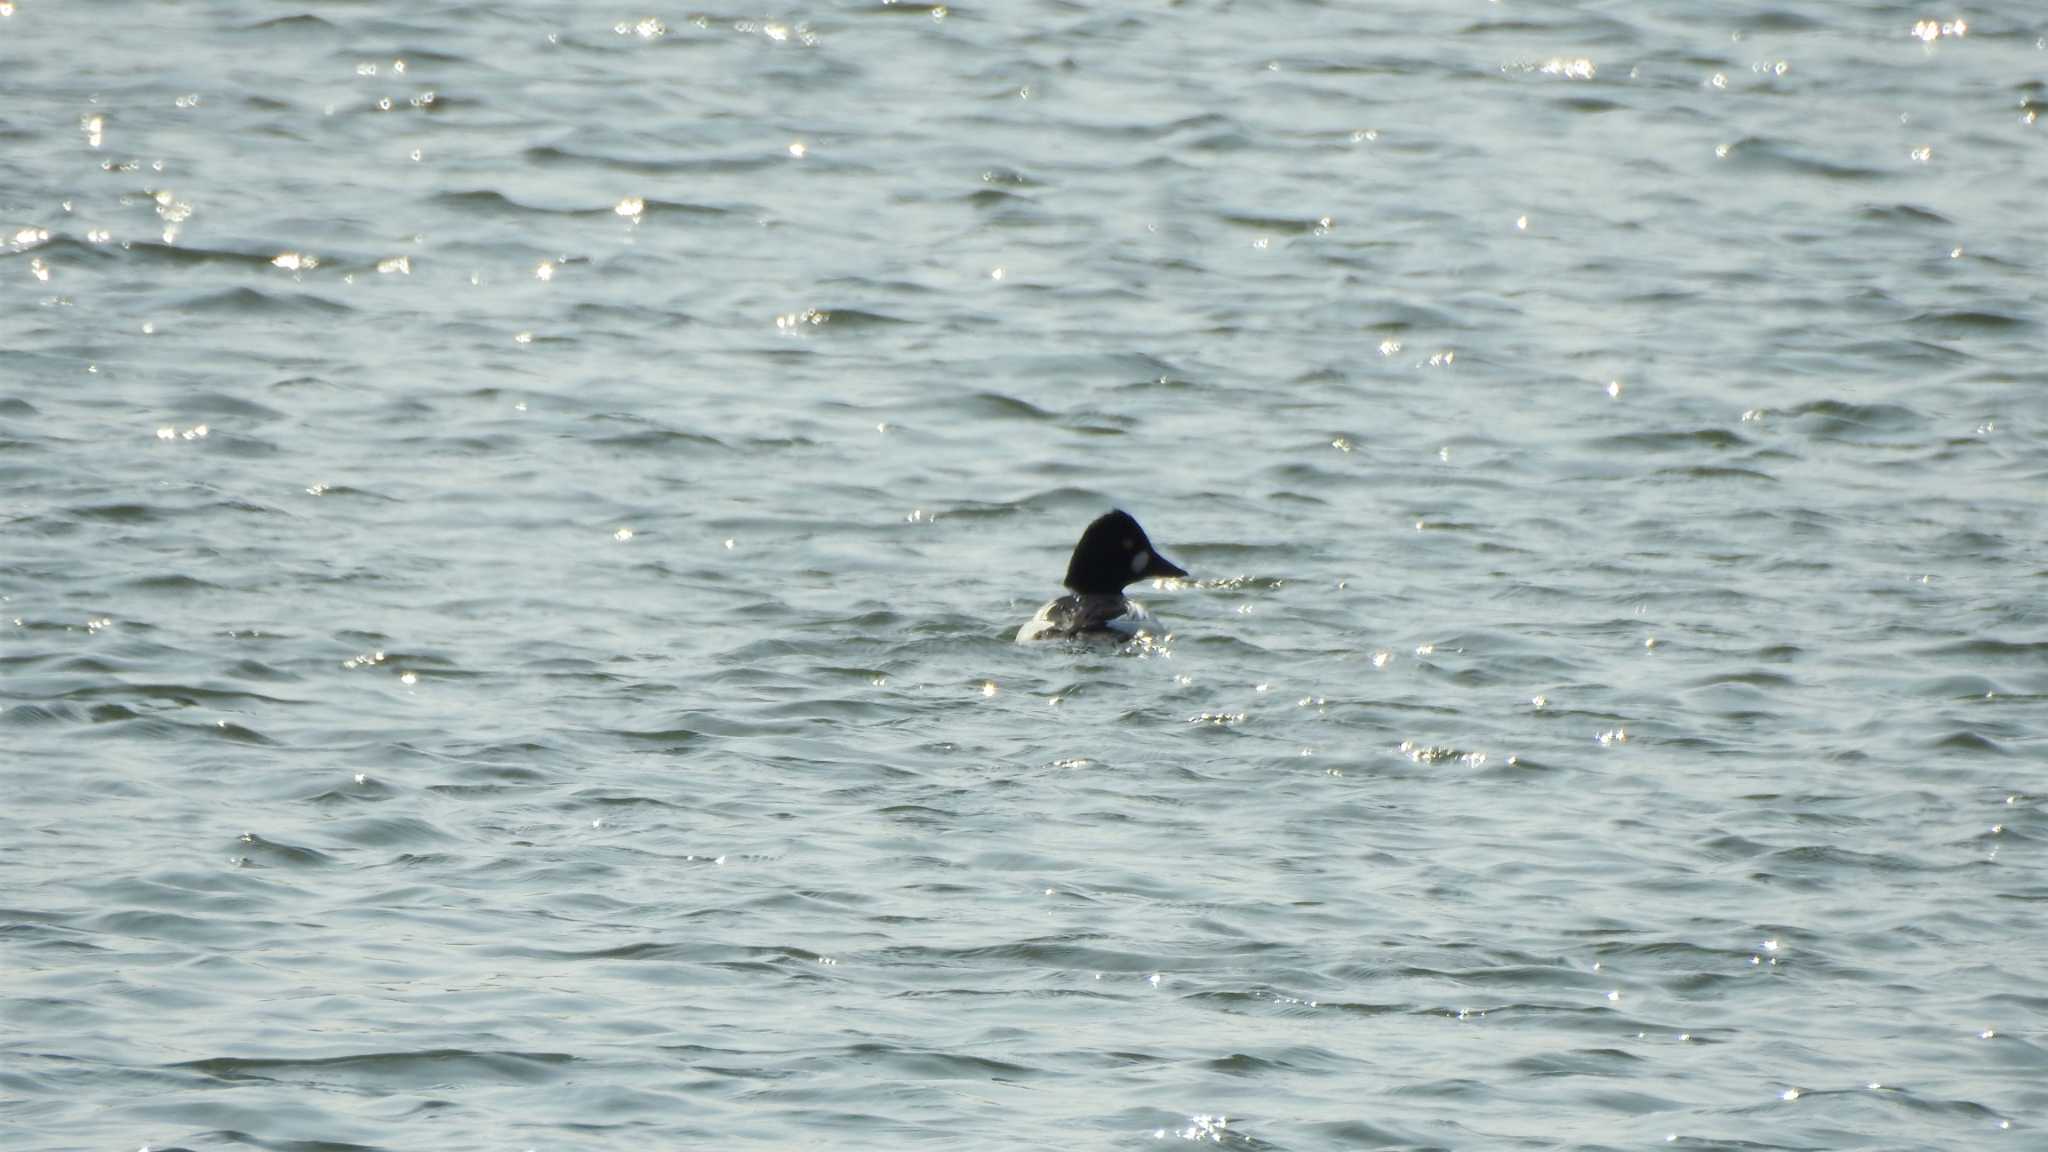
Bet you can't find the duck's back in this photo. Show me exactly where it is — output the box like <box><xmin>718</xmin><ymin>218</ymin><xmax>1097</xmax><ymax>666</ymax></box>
<box><xmin>1015</xmin><ymin>594</ymin><xmax>1151</xmax><ymax>642</ymax></box>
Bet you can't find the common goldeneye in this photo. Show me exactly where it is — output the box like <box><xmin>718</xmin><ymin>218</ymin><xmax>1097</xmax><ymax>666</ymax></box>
<box><xmin>1016</xmin><ymin>510</ymin><xmax>1188</xmax><ymax>642</ymax></box>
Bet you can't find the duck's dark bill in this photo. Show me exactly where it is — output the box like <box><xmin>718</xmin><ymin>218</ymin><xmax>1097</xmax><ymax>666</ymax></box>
<box><xmin>1146</xmin><ymin>555</ymin><xmax>1189</xmax><ymax>580</ymax></box>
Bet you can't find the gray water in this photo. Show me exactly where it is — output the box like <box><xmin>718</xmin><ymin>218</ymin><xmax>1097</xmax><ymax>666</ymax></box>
<box><xmin>4</xmin><ymin>2</ymin><xmax>2045</xmax><ymax>1149</ymax></box>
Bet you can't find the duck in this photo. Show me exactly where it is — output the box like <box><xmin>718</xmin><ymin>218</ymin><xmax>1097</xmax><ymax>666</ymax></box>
<box><xmin>1016</xmin><ymin>510</ymin><xmax>1188</xmax><ymax>641</ymax></box>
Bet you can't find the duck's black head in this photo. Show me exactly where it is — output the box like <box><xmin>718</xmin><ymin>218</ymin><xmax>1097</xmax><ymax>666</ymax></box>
<box><xmin>1062</xmin><ymin>510</ymin><xmax>1188</xmax><ymax>594</ymax></box>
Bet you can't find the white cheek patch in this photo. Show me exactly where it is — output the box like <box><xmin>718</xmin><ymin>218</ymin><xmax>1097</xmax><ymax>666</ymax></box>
<box><xmin>1130</xmin><ymin>550</ymin><xmax>1150</xmax><ymax>574</ymax></box>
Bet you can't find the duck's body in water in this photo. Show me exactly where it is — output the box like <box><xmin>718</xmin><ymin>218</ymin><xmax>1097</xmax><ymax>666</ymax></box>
<box><xmin>1016</xmin><ymin>510</ymin><xmax>1187</xmax><ymax>642</ymax></box>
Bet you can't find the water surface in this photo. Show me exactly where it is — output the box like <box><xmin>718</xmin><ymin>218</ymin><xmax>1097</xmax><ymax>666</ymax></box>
<box><xmin>4</xmin><ymin>3</ymin><xmax>2044</xmax><ymax>1149</ymax></box>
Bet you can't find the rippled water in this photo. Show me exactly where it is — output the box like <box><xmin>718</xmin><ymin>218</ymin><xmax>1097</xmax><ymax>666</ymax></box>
<box><xmin>5</xmin><ymin>3</ymin><xmax>2045</xmax><ymax>1149</ymax></box>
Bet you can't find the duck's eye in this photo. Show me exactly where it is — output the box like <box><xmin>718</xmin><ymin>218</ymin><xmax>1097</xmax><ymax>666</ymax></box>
<box><xmin>1130</xmin><ymin>550</ymin><xmax>1150</xmax><ymax>573</ymax></box>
